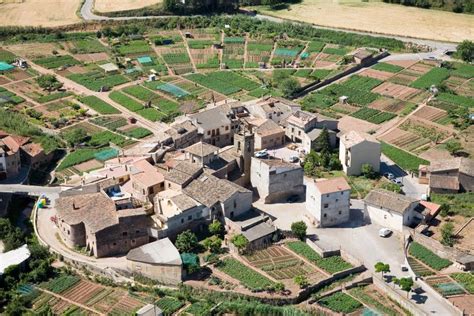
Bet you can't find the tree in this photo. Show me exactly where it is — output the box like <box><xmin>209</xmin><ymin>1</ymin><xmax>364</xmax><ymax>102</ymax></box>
<box><xmin>291</xmin><ymin>221</ymin><xmax>307</xmax><ymax>240</ymax></box>
<box><xmin>395</xmin><ymin>277</ymin><xmax>414</xmax><ymax>298</ymax></box>
<box><xmin>62</xmin><ymin>128</ymin><xmax>87</xmax><ymax>148</ymax></box>
<box><xmin>456</xmin><ymin>40</ymin><xmax>474</xmax><ymax>63</ymax></box>
<box><xmin>361</xmin><ymin>163</ymin><xmax>377</xmax><ymax>179</ymax></box>
<box><xmin>280</xmin><ymin>77</ymin><xmax>300</xmax><ymax>98</ymax></box>
<box><xmin>445</xmin><ymin>139</ymin><xmax>462</xmax><ymax>156</ymax></box>
<box><xmin>374</xmin><ymin>262</ymin><xmax>390</xmax><ymax>277</ymax></box>
<box><xmin>208</xmin><ymin>220</ymin><xmax>222</xmax><ymax>236</ymax></box>
<box><xmin>272</xmin><ymin>282</ymin><xmax>285</xmax><ymax>293</ymax></box>
<box><xmin>315</xmin><ymin>127</ymin><xmax>331</xmax><ymax>153</ymax></box>
<box><xmin>439</xmin><ymin>203</ymin><xmax>451</xmax><ymax>217</ymax></box>
<box><xmin>293</xmin><ymin>275</ymin><xmax>309</xmax><ymax>288</ymax></box>
<box><xmin>202</xmin><ymin>235</ymin><xmax>222</xmax><ymax>253</ymax></box>
<box><xmin>441</xmin><ymin>222</ymin><xmax>455</xmax><ymax>247</ymax></box>
<box><xmin>230</xmin><ymin>234</ymin><xmax>249</xmax><ymax>253</ymax></box>
<box><xmin>36</xmin><ymin>75</ymin><xmax>63</xmax><ymax>92</ymax></box>
<box><xmin>175</xmin><ymin>230</ymin><xmax>198</xmax><ymax>253</ymax></box>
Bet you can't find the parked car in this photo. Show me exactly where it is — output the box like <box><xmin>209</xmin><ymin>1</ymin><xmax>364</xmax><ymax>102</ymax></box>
<box><xmin>379</xmin><ymin>228</ymin><xmax>392</xmax><ymax>238</ymax></box>
<box><xmin>383</xmin><ymin>172</ymin><xmax>395</xmax><ymax>180</ymax></box>
<box><xmin>391</xmin><ymin>177</ymin><xmax>403</xmax><ymax>186</ymax></box>
<box><xmin>255</xmin><ymin>149</ymin><xmax>268</xmax><ymax>158</ymax></box>
<box><xmin>288</xmin><ymin>155</ymin><xmax>299</xmax><ymax>163</ymax></box>
<box><xmin>401</xmin><ymin>264</ymin><xmax>409</xmax><ymax>272</ymax></box>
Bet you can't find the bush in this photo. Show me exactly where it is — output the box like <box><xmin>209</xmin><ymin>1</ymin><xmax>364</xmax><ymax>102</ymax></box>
<box><xmin>290</xmin><ymin>221</ymin><xmax>307</xmax><ymax>240</ymax></box>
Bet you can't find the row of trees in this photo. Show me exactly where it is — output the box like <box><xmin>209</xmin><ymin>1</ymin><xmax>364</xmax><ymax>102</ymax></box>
<box><xmin>382</xmin><ymin>0</ymin><xmax>474</xmax><ymax>13</ymax></box>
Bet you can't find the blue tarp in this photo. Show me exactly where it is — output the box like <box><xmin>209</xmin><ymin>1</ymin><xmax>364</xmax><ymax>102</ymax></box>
<box><xmin>0</xmin><ymin>62</ymin><xmax>14</xmax><ymax>71</ymax></box>
<box><xmin>137</xmin><ymin>56</ymin><xmax>153</xmax><ymax>64</ymax></box>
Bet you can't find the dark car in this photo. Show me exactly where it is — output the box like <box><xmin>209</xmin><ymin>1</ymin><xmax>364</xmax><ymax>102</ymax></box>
<box><xmin>287</xmin><ymin>195</ymin><xmax>299</xmax><ymax>203</ymax></box>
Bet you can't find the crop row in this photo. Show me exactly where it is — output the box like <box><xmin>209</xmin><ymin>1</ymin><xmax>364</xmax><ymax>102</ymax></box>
<box><xmin>216</xmin><ymin>258</ymin><xmax>275</xmax><ymax>291</ymax></box>
<box><xmin>79</xmin><ymin>96</ymin><xmax>119</xmax><ymax>114</ymax></box>
<box><xmin>409</xmin><ymin>242</ymin><xmax>451</xmax><ymax>271</ymax></box>
<box><xmin>351</xmin><ymin>108</ymin><xmax>396</xmax><ymax>124</ymax></box>
<box><xmin>286</xmin><ymin>241</ymin><xmax>352</xmax><ymax>274</ymax></box>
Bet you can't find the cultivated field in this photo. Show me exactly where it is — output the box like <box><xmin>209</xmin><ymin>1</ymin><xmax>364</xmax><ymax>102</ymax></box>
<box><xmin>95</xmin><ymin>0</ymin><xmax>162</xmax><ymax>12</ymax></box>
<box><xmin>253</xmin><ymin>0</ymin><xmax>474</xmax><ymax>42</ymax></box>
<box><xmin>0</xmin><ymin>0</ymin><xmax>82</xmax><ymax>27</ymax></box>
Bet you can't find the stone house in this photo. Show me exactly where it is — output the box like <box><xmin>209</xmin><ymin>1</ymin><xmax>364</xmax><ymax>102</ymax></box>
<box><xmin>183</xmin><ymin>173</ymin><xmax>253</xmax><ymax>220</ymax></box>
<box><xmin>244</xmin><ymin>118</ymin><xmax>285</xmax><ymax>150</ymax></box>
<box><xmin>0</xmin><ymin>135</ymin><xmax>21</xmax><ymax>179</ymax></box>
<box><xmin>306</xmin><ymin>177</ymin><xmax>351</xmax><ymax>227</ymax></box>
<box><xmin>20</xmin><ymin>142</ymin><xmax>52</xmax><ymax>170</ymax></box>
<box><xmin>154</xmin><ymin>189</ymin><xmax>208</xmax><ymax>238</ymax></box>
<box><xmin>364</xmin><ymin>189</ymin><xmax>421</xmax><ymax>232</ymax></box>
<box><xmin>285</xmin><ymin>110</ymin><xmax>338</xmax><ymax>153</ymax></box>
<box><xmin>339</xmin><ymin>131</ymin><xmax>380</xmax><ymax>176</ymax></box>
<box><xmin>128</xmin><ymin>159</ymin><xmax>165</xmax><ymax>203</ymax></box>
<box><xmin>190</xmin><ymin>106</ymin><xmax>233</xmax><ymax>147</ymax></box>
<box><xmin>165</xmin><ymin>120</ymin><xmax>199</xmax><ymax>149</ymax></box>
<box><xmin>126</xmin><ymin>238</ymin><xmax>183</xmax><ymax>285</ymax></box>
<box><xmin>56</xmin><ymin>191</ymin><xmax>150</xmax><ymax>258</ymax></box>
<box><xmin>244</xmin><ymin>96</ymin><xmax>298</xmax><ymax>125</ymax></box>
<box><xmin>418</xmin><ymin>158</ymin><xmax>474</xmax><ymax>194</ymax></box>
<box><xmin>250</xmin><ymin>157</ymin><xmax>305</xmax><ymax>203</ymax></box>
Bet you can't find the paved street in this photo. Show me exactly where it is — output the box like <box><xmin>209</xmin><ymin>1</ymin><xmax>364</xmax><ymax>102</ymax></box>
<box><xmin>380</xmin><ymin>154</ymin><xmax>429</xmax><ymax>199</ymax></box>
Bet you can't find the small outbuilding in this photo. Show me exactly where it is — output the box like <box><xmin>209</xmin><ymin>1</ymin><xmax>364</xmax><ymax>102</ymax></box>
<box><xmin>0</xmin><ymin>244</ymin><xmax>31</xmax><ymax>275</ymax></box>
<box><xmin>99</xmin><ymin>63</ymin><xmax>119</xmax><ymax>74</ymax></box>
<box><xmin>127</xmin><ymin>238</ymin><xmax>183</xmax><ymax>285</ymax></box>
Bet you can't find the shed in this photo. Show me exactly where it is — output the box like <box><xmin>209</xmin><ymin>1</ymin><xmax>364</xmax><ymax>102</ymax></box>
<box><xmin>137</xmin><ymin>56</ymin><xmax>153</xmax><ymax>65</ymax></box>
<box><xmin>0</xmin><ymin>244</ymin><xmax>31</xmax><ymax>275</ymax></box>
<box><xmin>126</xmin><ymin>238</ymin><xmax>183</xmax><ymax>285</ymax></box>
<box><xmin>136</xmin><ymin>304</ymin><xmax>163</xmax><ymax>316</ymax></box>
<box><xmin>0</xmin><ymin>62</ymin><xmax>14</xmax><ymax>72</ymax></box>
<box><xmin>99</xmin><ymin>63</ymin><xmax>119</xmax><ymax>73</ymax></box>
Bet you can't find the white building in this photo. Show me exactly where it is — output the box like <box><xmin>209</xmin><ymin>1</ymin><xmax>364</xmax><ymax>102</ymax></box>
<box><xmin>306</xmin><ymin>177</ymin><xmax>351</xmax><ymax>227</ymax></box>
<box><xmin>339</xmin><ymin>131</ymin><xmax>380</xmax><ymax>176</ymax></box>
<box><xmin>364</xmin><ymin>189</ymin><xmax>421</xmax><ymax>232</ymax></box>
<box><xmin>0</xmin><ymin>244</ymin><xmax>30</xmax><ymax>275</ymax></box>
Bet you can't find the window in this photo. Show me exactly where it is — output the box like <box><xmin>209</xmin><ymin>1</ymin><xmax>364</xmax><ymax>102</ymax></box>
<box><xmin>113</xmin><ymin>242</ymin><xmax>117</xmax><ymax>246</ymax></box>
<box><xmin>234</xmin><ymin>200</ymin><xmax>237</xmax><ymax>208</ymax></box>
<box><xmin>384</xmin><ymin>215</ymin><xmax>387</xmax><ymax>219</ymax></box>
<box><xmin>207</xmin><ymin>131</ymin><xmax>211</xmax><ymax>135</ymax></box>
<box><xmin>338</xmin><ymin>211</ymin><xmax>342</xmax><ymax>215</ymax></box>
<box><xmin>132</xmin><ymin>239</ymin><xmax>135</xmax><ymax>243</ymax></box>
<box><xmin>336</xmin><ymin>199</ymin><xmax>339</xmax><ymax>202</ymax></box>
<box><xmin>188</xmin><ymin>215</ymin><xmax>192</xmax><ymax>221</ymax></box>
<box><xmin>324</xmin><ymin>204</ymin><xmax>328</xmax><ymax>208</ymax></box>
<box><xmin>225</xmin><ymin>126</ymin><xmax>229</xmax><ymax>131</ymax></box>
<box><xmin>181</xmin><ymin>218</ymin><xmax>184</xmax><ymax>223</ymax></box>
<box><xmin>341</xmin><ymin>191</ymin><xmax>344</xmax><ymax>195</ymax></box>
<box><xmin>323</xmin><ymin>214</ymin><xmax>327</xmax><ymax>218</ymax></box>
<box><xmin>136</xmin><ymin>230</ymin><xmax>140</xmax><ymax>234</ymax></box>
<box><xmin>122</xmin><ymin>232</ymin><xmax>128</xmax><ymax>236</ymax></box>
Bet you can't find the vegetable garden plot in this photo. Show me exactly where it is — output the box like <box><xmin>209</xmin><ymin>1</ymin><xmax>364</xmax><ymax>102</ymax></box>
<box><xmin>351</xmin><ymin>108</ymin><xmax>396</xmax><ymax>124</ymax></box>
<box><xmin>286</xmin><ymin>241</ymin><xmax>352</xmax><ymax>274</ymax></box>
<box><xmin>372</xmin><ymin>62</ymin><xmax>404</xmax><ymax>73</ymax></box>
<box><xmin>157</xmin><ymin>82</ymin><xmax>190</xmax><ymax>98</ymax></box>
<box><xmin>0</xmin><ymin>87</ymin><xmax>25</xmax><ymax>105</ymax></box>
<box><xmin>407</xmin><ymin>257</ymin><xmax>434</xmax><ymax>277</ymax></box>
<box><xmin>372</xmin><ymin>82</ymin><xmax>421</xmax><ymax>101</ymax></box>
<box><xmin>247</xmin><ymin>41</ymin><xmax>273</xmax><ymax>67</ymax></box>
<box><xmin>185</xmin><ymin>71</ymin><xmax>259</xmax><ymax>95</ymax></box>
<box><xmin>359</xmin><ymin>68</ymin><xmax>394</xmax><ymax>81</ymax></box>
<box><xmin>34</xmin><ymin>55</ymin><xmax>81</xmax><ymax>69</ymax></box>
<box><xmin>381</xmin><ymin>141</ymin><xmax>430</xmax><ymax>172</ymax></box>
<box><xmin>388</xmin><ymin>73</ymin><xmax>419</xmax><ymax>86</ymax></box>
<box><xmin>67</xmin><ymin>71</ymin><xmax>129</xmax><ymax>92</ymax></box>
<box><xmin>318</xmin><ymin>81</ymin><xmax>380</xmax><ymax>106</ymax></box>
<box><xmin>349</xmin><ymin>285</ymin><xmax>410</xmax><ymax>316</ymax></box>
<box><xmin>380</xmin><ymin>128</ymin><xmax>430</xmax><ymax>153</ymax></box>
<box><xmin>369</xmin><ymin>98</ymin><xmax>416</xmax><ymax>115</ymax></box>
<box><xmin>223</xmin><ymin>39</ymin><xmax>245</xmax><ymax>69</ymax></box>
<box><xmin>155</xmin><ymin>297</ymin><xmax>184</xmax><ymax>315</ymax></box>
<box><xmin>426</xmin><ymin>276</ymin><xmax>466</xmax><ymax>297</ymax></box>
<box><xmin>318</xmin><ymin>292</ymin><xmax>362</xmax><ymax>314</ymax></box>
<box><xmin>43</xmin><ymin>275</ymin><xmax>81</xmax><ymax>294</ymax></box>
<box><xmin>190</xmin><ymin>46</ymin><xmax>219</xmax><ymax>69</ymax></box>
<box><xmin>413</xmin><ymin>105</ymin><xmax>448</xmax><ymax>123</ymax></box>
<box><xmin>216</xmin><ymin>258</ymin><xmax>275</xmax><ymax>291</ymax></box>
<box><xmin>409</xmin><ymin>242</ymin><xmax>452</xmax><ymax>270</ymax></box>
<box><xmin>400</xmin><ymin>118</ymin><xmax>451</xmax><ymax>143</ymax></box>
<box><xmin>410</xmin><ymin>67</ymin><xmax>450</xmax><ymax>90</ymax></box>
<box><xmin>79</xmin><ymin>95</ymin><xmax>119</xmax><ymax>114</ymax></box>
<box><xmin>451</xmin><ymin>273</ymin><xmax>474</xmax><ymax>294</ymax></box>
<box><xmin>91</xmin><ymin>116</ymin><xmax>128</xmax><ymax>131</ymax></box>
<box><xmin>116</xmin><ymin>40</ymin><xmax>153</xmax><ymax>56</ymax></box>
<box><xmin>61</xmin><ymin>279</ymin><xmax>105</xmax><ymax>305</ymax></box>
<box><xmin>69</xmin><ymin>38</ymin><xmax>108</xmax><ymax>54</ymax></box>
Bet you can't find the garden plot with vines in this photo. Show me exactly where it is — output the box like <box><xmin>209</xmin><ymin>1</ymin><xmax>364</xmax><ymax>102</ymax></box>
<box><xmin>271</xmin><ymin>39</ymin><xmax>306</xmax><ymax>66</ymax></box>
<box><xmin>246</xmin><ymin>38</ymin><xmax>274</xmax><ymax>68</ymax></box>
<box><xmin>155</xmin><ymin>42</ymin><xmax>193</xmax><ymax>75</ymax></box>
<box><xmin>185</xmin><ymin>28</ymin><xmax>220</xmax><ymax>69</ymax></box>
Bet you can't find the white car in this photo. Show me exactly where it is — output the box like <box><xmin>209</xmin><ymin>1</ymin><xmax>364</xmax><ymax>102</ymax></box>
<box><xmin>255</xmin><ymin>149</ymin><xmax>268</xmax><ymax>158</ymax></box>
<box><xmin>288</xmin><ymin>155</ymin><xmax>299</xmax><ymax>163</ymax></box>
<box><xmin>379</xmin><ymin>228</ymin><xmax>392</xmax><ymax>238</ymax></box>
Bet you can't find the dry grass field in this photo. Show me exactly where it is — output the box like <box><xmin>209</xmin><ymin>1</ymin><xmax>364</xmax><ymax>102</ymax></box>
<box><xmin>254</xmin><ymin>0</ymin><xmax>474</xmax><ymax>42</ymax></box>
<box><xmin>0</xmin><ymin>0</ymin><xmax>82</xmax><ymax>27</ymax></box>
<box><xmin>94</xmin><ymin>0</ymin><xmax>162</xmax><ymax>12</ymax></box>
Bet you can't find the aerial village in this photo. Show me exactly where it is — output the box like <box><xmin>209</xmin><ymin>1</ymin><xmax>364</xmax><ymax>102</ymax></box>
<box><xmin>0</xmin><ymin>7</ymin><xmax>473</xmax><ymax>315</ymax></box>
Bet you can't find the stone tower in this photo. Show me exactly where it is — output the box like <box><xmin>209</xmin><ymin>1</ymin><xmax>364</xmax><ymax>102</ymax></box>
<box><xmin>234</xmin><ymin>127</ymin><xmax>254</xmax><ymax>186</ymax></box>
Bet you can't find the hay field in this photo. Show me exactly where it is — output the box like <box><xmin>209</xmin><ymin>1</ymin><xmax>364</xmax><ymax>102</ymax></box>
<box><xmin>255</xmin><ymin>0</ymin><xmax>474</xmax><ymax>42</ymax></box>
<box><xmin>0</xmin><ymin>0</ymin><xmax>82</xmax><ymax>27</ymax></box>
<box><xmin>94</xmin><ymin>0</ymin><xmax>162</xmax><ymax>12</ymax></box>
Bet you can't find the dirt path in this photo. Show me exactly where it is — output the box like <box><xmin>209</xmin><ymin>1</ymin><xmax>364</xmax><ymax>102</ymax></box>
<box><xmin>243</xmin><ymin>33</ymin><xmax>249</xmax><ymax>69</ymax></box>
<box><xmin>218</xmin><ymin>31</ymin><xmax>224</xmax><ymax>66</ymax></box>
<box><xmin>180</xmin><ymin>30</ymin><xmax>197</xmax><ymax>73</ymax></box>
<box><xmin>37</xmin><ymin>287</ymin><xmax>104</xmax><ymax>315</ymax></box>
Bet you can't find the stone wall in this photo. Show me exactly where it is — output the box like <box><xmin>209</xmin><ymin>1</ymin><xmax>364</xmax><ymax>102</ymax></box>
<box><xmin>305</xmin><ymin>239</ymin><xmax>340</xmax><ymax>258</ymax></box>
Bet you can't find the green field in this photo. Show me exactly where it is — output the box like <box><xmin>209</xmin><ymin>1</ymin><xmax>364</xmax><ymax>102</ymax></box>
<box><xmin>373</xmin><ymin>62</ymin><xmax>404</xmax><ymax>73</ymax></box>
<box><xmin>68</xmin><ymin>71</ymin><xmax>129</xmax><ymax>91</ymax></box>
<box><xmin>34</xmin><ymin>55</ymin><xmax>80</xmax><ymax>69</ymax></box>
<box><xmin>79</xmin><ymin>96</ymin><xmax>119</xmax><ymax>114</ymax></box>
<box><xmin>216</xmin><ymin>258</ymin><xmax>275</xmax><ymax>291</ymax></box>
<box><xmin>410</xmin><ymin>67</ymin><xmax>450</xmax><ymax>90</ymax></box>
<box><xmin>409</xmin><ymin>242</ymin><xmax>451</xmax><ymax>271</ymax></box>
<box><xmin>381</xmin><ymin>142</ymin><xmax>430</xmax><ymax>172</ymax></box>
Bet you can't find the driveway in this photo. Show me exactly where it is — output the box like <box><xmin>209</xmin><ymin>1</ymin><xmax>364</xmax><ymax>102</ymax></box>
<box><xmin>380</xmin><ymin>154</ymin><xmax>428</xmax><ymax>199</ymax></box>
